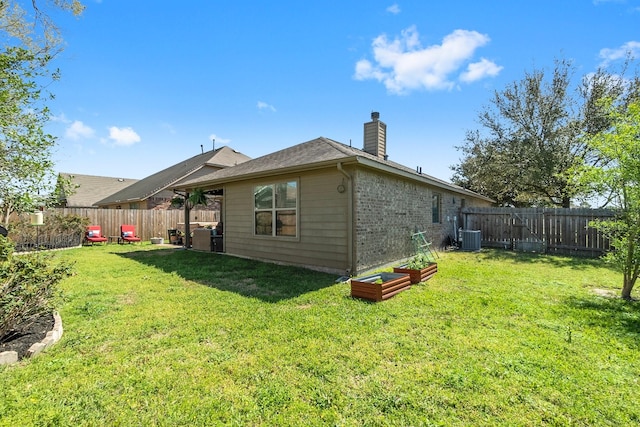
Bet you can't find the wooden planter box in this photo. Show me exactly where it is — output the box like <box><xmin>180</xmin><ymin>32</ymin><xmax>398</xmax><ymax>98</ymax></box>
<box><xmin>350</xmin><ymin>272</ymin><xmax>411</xmax><ymax>302</ymax></box>
<box><xmin>393</xmin><ymin>262</ymin><xmax>438</xmax><ymax>284</ymax></box>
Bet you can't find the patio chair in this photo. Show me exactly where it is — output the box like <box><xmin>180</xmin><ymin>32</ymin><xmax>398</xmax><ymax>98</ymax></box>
<box><xmin>120</xmin><ymin>224</ymin><xmax>141</xmax><ymax>244</ymax></box>
<box><xmin>85</xmin><ymin>225</ymin><xmax>108</xmax><ymax>245</ymax></box>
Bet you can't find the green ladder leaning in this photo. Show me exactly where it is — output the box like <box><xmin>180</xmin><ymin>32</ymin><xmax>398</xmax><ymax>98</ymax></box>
<box><xmin>411</xmin><ymin>231</ymin><xmax>439</xmax><ymax>261</ymax></box>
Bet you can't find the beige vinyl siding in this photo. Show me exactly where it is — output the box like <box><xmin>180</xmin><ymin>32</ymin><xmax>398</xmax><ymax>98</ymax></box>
<box><xmin>223</xmin><ymin>168</ymin><xmax>350</xmax><ymax>274</ymax></box>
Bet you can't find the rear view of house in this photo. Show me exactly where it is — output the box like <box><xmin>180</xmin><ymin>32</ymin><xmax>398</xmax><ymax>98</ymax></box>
<box><xmin>175</xmin><ymin>113</ymin><xmax>493</xmax><ymax>275</ymax></box>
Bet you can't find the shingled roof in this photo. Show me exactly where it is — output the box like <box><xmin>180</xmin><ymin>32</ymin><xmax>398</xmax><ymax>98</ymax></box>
<box><xmin>174</xmin><ymin>137</ymin><xmax>494</xmax><ymax>202</ymax></box>
<box><xmin>57</xmin><ymin>173</ymin><xmax>138</xmax><ymax>207</ymax></box>
<box><xmin>95</xmin><ymin>146</ymin><xmax>250</xmax><ymax>206</ymax></box>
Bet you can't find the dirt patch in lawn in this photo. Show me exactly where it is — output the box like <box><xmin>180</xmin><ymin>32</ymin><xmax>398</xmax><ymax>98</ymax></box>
<box><xmin>0</xmin><ymin>312</ymin><xmax>54</xmax><ymax>360</ymax></box>
<box><xmin>593</xmin><ymin>288</ymin><xmax>617</xmax><ymax>298</ymax></box>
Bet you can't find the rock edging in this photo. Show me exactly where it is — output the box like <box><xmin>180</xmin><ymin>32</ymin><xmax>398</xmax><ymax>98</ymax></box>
<box><xmin>0</xmin><ymin>312</ymin><xmax>63</xmax><ymax>365</ymax></box>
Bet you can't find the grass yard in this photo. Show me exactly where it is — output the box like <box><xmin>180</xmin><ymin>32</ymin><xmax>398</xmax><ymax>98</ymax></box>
<box><xmin>1</xmin><ymin>244</ymin><xmax>639</xmax><ymax>426</ymax></box>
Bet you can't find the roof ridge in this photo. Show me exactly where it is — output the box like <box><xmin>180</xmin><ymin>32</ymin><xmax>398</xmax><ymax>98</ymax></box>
<box><xmin>141</xmin><ymin>164</ymin><xmax>207</xmax><ymax>199</ymax></box>
<box><xmin>320</xmin><ymin>137</ymin><xmax>364</xmax><ymax>156</ymax></box>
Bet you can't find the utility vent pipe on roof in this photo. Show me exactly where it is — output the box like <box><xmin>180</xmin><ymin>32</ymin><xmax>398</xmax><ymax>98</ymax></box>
<box><xmin>363</xmin><ymin>111</ymin><xmax>387</xmax><ymax>160</ymax></box>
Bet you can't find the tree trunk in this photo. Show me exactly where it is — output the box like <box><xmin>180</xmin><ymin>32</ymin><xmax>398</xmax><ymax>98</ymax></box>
<box><xmin>2</xmin><ymin>205</ymin><xmax>12</xmax><ymax>227</ymax></box>
<box><xmin>622</xmin><ymin>276</ymin><xmax>635</xmax><ymax>300</ymax></box>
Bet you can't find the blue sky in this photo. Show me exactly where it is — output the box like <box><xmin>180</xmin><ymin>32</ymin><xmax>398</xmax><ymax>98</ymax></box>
<box><xmin>46</xmin><ymin>0</ymin><xmax>640</xmax><ymax>182</ymax></box>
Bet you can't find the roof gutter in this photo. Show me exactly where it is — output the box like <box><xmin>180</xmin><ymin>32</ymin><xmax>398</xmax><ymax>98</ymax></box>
<box><xmin>355</xmin><ymin>157</ymin><xmax>495</xmax><ymax>203</ymax></box>
<box><xmin>174</xmin><ymin>158</ymin><xmax>360</xmax><ymax>191</ymax></box>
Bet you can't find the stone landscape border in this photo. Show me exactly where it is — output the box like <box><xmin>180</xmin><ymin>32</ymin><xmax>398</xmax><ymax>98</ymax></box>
<box><xmin>0</xmin><ymin>312</ymin><xmax>63</xmax><ymax>365</ymax></box>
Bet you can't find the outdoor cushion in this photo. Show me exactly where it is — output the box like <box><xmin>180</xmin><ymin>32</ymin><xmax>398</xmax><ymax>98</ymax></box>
<box><xmin>120</xmin><ymin>225</ymin><xmax>141</xmax><ymax>243</ymax></box>
<box><xmin>85</xmin><ymin>226</ymin><xmax>107</xmax><ymax>245</ymax></box>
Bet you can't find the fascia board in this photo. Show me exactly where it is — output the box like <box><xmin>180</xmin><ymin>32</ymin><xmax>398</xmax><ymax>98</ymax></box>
<box><xmin>355</xmin><ymin>157</ymin><xmax>495</xmax><ymax>202</ymax></box>
<box><xmin>173</xmin><ymin>158</ymin><xmax>359</xmax><ymax>191</ymax></box>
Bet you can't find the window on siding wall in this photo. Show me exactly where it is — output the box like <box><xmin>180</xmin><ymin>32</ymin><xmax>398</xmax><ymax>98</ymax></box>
<box><xmin>254</xmin><ymin>181</ymin><xmax>297</xmax><ymax>237</ymax></box>
<box><xmin>432</xmin><ymin>193</ymin><xmax>441</xmax><ymax>223</ymax></box>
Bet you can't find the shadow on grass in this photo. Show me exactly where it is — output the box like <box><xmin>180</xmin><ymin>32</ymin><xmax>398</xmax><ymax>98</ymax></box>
<box><xmin>565</xmin><ymin>294</ymin><xmax>640</xmax><ymax>341</ymax></box>
<box><xmin>460</xmin><ymin>248</ymin><xmax>617</xmax><ymax>272</ymax></box>
<box><xmin>116</xmin><ymin>248</ymin><xmax>337</xmax><ymax>302</ymax></box>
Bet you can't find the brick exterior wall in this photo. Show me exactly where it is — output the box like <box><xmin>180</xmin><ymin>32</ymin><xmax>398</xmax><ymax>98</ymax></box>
<box><xmin>353</xmin><ymin>168</ymin><xmax>491</xmax><ymax>273</ymax></box>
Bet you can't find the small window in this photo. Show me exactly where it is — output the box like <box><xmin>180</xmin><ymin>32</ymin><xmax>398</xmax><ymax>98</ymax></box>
<box><xmin>254</xmin><ymin>181</ymin><xmax>298</xmax><ymax>237</ymax></box>
<box><xmin>432</xmin><ymin>193</ymin><xmax>441</xmax><ymax>223</ymax></box>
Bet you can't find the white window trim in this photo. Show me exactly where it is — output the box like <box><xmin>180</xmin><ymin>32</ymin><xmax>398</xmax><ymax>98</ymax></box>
<box><xmin>432</xmin><ymin>192</ymin><xmax>441</xmax><ymax>224</ymax></box>
<box><xmin>253</xmin><ymin>180</ymin><xmax>299</xmax><ymax>238</ymax></box>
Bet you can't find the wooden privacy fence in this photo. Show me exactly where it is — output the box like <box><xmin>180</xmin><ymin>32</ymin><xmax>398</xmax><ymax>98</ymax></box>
<box><xmin>461</xmin><ymin>207</ymin><xmax>614</xmax><ymax>257</ymax></box>
<box><xmin>49</xmin><ymin>208</ymin><xmax>220</xmax><ymax>242</ymax></box>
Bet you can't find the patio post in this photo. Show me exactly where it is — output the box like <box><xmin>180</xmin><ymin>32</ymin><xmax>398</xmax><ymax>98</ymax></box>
<box><xmin>184</xmin><ymin>191</ymin><xmax>191</xmax><ymax>249</ymax></box>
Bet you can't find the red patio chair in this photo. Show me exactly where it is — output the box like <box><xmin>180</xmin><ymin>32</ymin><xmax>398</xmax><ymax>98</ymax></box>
<box><xmin>120</xmin><ymin>224</ymin><xmax>141</xmax><ymax>244</ymax></box>
<box><xmin>85</xmin><ymin>225</ymin><xmax>108</xmax><ymax>245</ymax></box>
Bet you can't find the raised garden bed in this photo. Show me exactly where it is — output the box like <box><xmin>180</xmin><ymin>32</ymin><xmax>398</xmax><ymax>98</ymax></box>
<box><xmin>350</xmin><ymin>272</ymin><xmax>411</xmax><ymax>302</ymax></box>
<box><xmin>393</xmin><ymin>262</ymin><xmax>438</xmax><ymax>284</ymax></box>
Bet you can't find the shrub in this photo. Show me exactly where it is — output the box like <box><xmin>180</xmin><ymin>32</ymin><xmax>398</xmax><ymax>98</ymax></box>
<box><xmin>0</xmin><ymin>235</ymin><xmax>14</xmax><ymax>262</ymax></box>
<box><xmin>406</xmin><ymin>252</ymin><xmax>435</xmax><ymax>270</ymax></box>
<box><xmin>0</xmin><ymin>236</ymin><xmax>73</xmax><ymax>339</ymax></box>
<box><xmin>8</xmin><ymin>212</ymin><xmax>88</xmax><ymax>240</ymax></box>
<box><xmin>7</xmin><ymin>213</ymin><xmax>88</xmax><ymax>251</ymax></box>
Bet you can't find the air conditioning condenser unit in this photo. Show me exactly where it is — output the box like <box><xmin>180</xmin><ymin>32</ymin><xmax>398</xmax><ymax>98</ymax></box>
<box><xmin>460</xmin><ymin>230</ymin><xmax>481</xmax><ymax>251</ymax></box>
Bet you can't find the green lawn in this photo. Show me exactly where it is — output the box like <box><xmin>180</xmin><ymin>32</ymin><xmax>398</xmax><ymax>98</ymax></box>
<box><xmin>1</xmin><ymin>244</ymin><xmax>638</xmax><ymax>426</ymax></box>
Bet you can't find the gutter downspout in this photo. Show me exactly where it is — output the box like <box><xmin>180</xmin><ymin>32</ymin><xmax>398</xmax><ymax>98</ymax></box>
<box><xmin>337</xmin><ymin>162</ymin><xmax>354</xmax><ymax>276</ymax></box>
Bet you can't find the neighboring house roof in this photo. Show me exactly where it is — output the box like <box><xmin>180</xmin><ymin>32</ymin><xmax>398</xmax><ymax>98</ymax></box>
<box><xmin>174</xmin><ymin>137</ymin><xmax>494</xmax><ymax>202</ymax></box>
<box><xmin>58</xmin><ymin>173</ymin><xmax>139</xmax><ymax>208</ymax></box>
<box><xmin>95</xmin><ymin>146</ymin><xmax>251</xmax><ymax>206</ymax></box>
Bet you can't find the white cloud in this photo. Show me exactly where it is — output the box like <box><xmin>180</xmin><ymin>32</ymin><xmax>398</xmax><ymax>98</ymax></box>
<box><xmin>354</xmin><ymin>26</ymin><xmax>501</xmax><ymax>94</ymax></box>
<box><xmin>108</xmin><ymin>126</ymin><xmax>141</xmax><ymax>146</ymax></box>
<box><xmin>208</xmin><ymin>133</ymin><xmax>231</xmax><ymax>146</ymax></box>
<box><xmin>51</xmin><ymin>112</ymin><xmax>71</xmax><ymax>123</ymax></box>
<box><xmin>599</xmin><ymin>41</ymin><xmax>640</xmax><ymax>66</ymax></box>
<box><xmin>65</xmin><ymin>120</ymin><xmax>95</xmax><ymax>140</ymax></box>
<box><xmin>460</xmin><ymin>58</ymin><xmax>503</xmax><ymax>82</ymax></box>
<box><xmin>386</xmin><ymin>3</ymin><xmax>401</xmax><ymax>14</ymax></box>
<box><xmin>257</xmin><ymin>101</ymin><xmax>276</xmax><ymax>112</ymax></box>
<box><xmin>582</xmin><ymin>71</ymin><xmax>628</xmax><ymax>96</ymax></box>
<box><xmin>592</xmin><ymin>0</ymin><xmax>624</xmax><ymax>4</ymax></box>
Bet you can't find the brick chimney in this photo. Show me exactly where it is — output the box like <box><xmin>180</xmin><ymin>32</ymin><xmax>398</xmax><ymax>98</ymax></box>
<box><xmin>363</xmin><ymin>111</ymin><xmax>387</xmax><ymax>160</ymax></box>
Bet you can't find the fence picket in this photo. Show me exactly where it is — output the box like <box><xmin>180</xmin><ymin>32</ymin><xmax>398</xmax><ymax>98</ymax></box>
<box><xmin>462</xmin><ymin>207</ymin><xmax>613</xmax><ymax>257</ymax></box>
<box><xmin>46</xmin><ymin>208</ymin><xmax>219</xmax><ymax>242</ymax></box>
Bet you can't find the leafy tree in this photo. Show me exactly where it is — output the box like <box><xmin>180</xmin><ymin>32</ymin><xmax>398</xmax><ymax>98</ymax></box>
<box><xmin>0</xmin><ymin>47</ymin><xmax>57</xmax><ymax>224</ymax></box>
<box><xmin>451</xmin><ymin>59</ymin><xmax>637</xmax><ymax>207</ymax></box>
<box><xmin>575</xmin><ymin>100</ymin><xmax>640</xmax><ymax>300</ymax></box>
<box><xmin>1</xmin><ymin>0</ymin><xmax>84</xmax><ymax>52</ymax></box>
<box><xmin>0</xmin><ymin>1</ymin><xmax>83</xmax><ymax>225</ymax></box>
<box><xmin>171</xmin><ymin>188</ymin><xmax>210</xmax><ymax>209</ymax></box>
